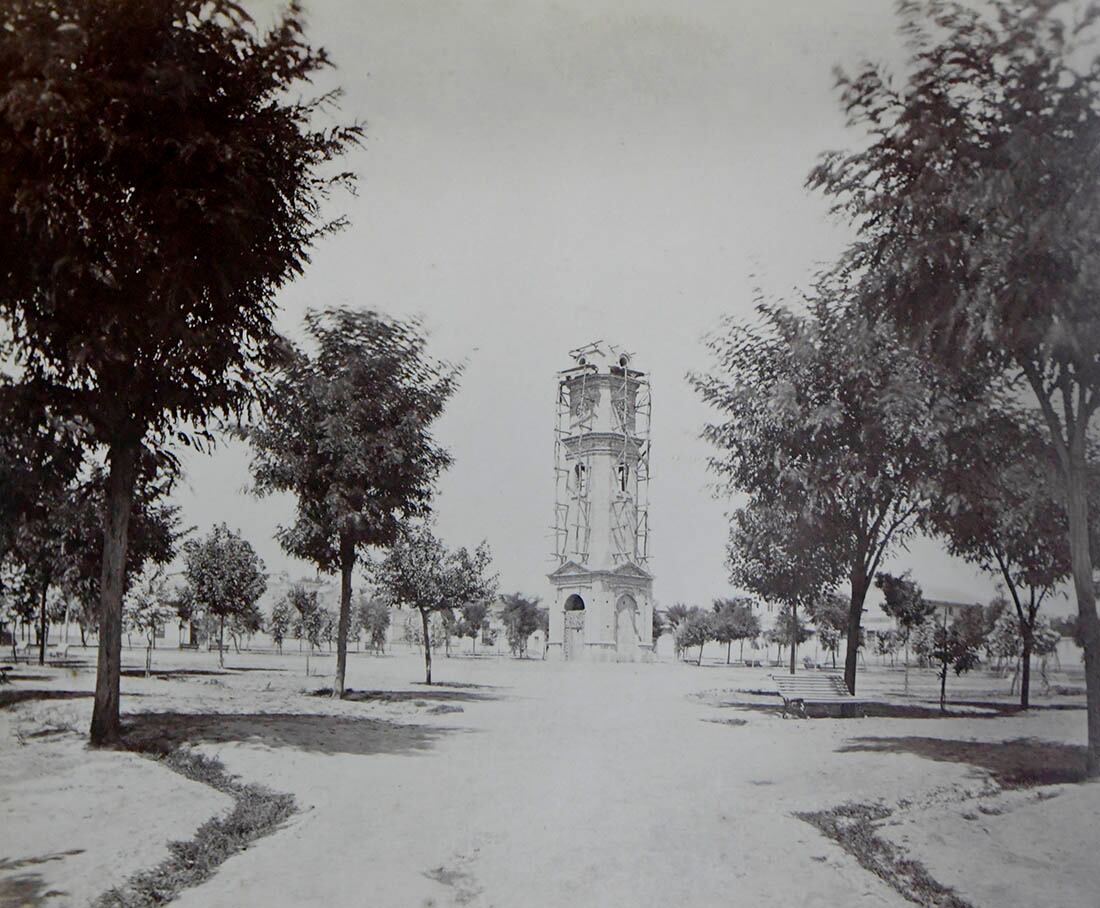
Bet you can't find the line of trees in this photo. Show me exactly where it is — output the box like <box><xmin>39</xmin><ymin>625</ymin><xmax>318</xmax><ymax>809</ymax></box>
<box><xmin>695</xmin><ymin>0</ymin><xmax>1100</xmax><ymax>776</ymax></box>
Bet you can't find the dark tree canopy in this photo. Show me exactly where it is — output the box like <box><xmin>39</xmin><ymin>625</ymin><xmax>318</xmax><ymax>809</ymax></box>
<box><xmin>809</xmin><ymin>0</ymin><xmax>1100</xmax><ymax>771</ymax></box>
<box><xmin>0</xmin><ymin>0</ymin><xmax>359</xmax><ymax>744</ymax></box>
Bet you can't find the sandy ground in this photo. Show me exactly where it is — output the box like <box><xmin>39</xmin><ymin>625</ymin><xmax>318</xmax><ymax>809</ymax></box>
<box><xmin>1</xmin><ymin>646</ymin><xmax>1096</xmax><ymax>908</ymax></box>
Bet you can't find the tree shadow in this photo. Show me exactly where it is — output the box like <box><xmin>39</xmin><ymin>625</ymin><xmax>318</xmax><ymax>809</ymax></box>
<box><xmin>701</xmin><ymin>692</ymin><xmax>1018</xmax><ymax>720</ymax></box>
<box><xmin>0</xmin><ymin>872</ymin><xmax>68</xmax><ymax>907</ymax></box>
<box><xmin>0</xmin><ymin>690</ymin><xmax>93</xmax><ymax>710</ymax></box>
<box><xmin>411</xmin><ymin>681</ymin><xmax>500</xmax><ymax>690</ymax></box>
<box><xmin>312</xmin><ymin>687</ymin><xmax>498</xmax><ymax>703</ymax></box>
<box><xmin>121</xmin><ymin>668</ymin><xmax>230</xmax><ymax>678</ymax></box>
<box><xmin>121</xmin><ymin>711</ymin><xmax>466</xmax><ymax>757</ymax></box>
<box><xmin>837</xmin><ymin>736</ymin><xmax>1088</xmax><ymax>787</ymax></box>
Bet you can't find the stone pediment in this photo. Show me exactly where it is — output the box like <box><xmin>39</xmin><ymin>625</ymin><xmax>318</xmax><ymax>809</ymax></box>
<box><xmin>609</xmin><ymin>561</ymin><xmax>653</xmax><ymax>581</ymax></box>
<box><xmin>548</xmin><ymin>560</ymin><xmax>591</xmax><ymax>580</ymax></box>
<box><xmin>549</xmin><ymin>560</ymin><xmax>653</xmax><ymax>583</ymax></box>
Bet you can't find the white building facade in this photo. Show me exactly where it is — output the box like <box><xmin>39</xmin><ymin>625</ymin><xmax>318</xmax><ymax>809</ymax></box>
<box><xmin>547</xmin><ymin>343</ymin><xmax>654</xmax><ymax>662</ymax></box>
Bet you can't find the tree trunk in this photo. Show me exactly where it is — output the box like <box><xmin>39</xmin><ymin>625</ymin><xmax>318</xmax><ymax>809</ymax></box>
<box><xmin>939</xmin><ymin>662</ymin><xmax>948</xmax><ymax>712</ymax></box>
<box><xmin>844</xmin><ymin>571</ymin><xmax>869</xmax><ymax>694</ymax></box>
<box><xmin>89</xmin><ymin>439</ymin><xmax>139</xmax><ymax>747</ymax></box>
<box><xmin>1065</xmin><ymin>453</ymin><xmax>1100</xmax><ymax>775</ymax></box>
<box><xmin>1020</xmin><ymin>628</ymin><xmax>1033</xmax><ymax>710</ymax></box>
<box><xmin>145</xmin><ymin>634</ymin><xmax>152</xmax><ymax>678</ymax></box>
<box><xmin>697</xmin><ymin>641</ymin><xmax>704</xmax><ymax>666</ymax></box>
<box><xmin>727</xmin><ymin>640</ymin><xmax>732</xmax><ymax>664</ymax></box>
<box><xmin>739</xmin><ymin>638</ymin><xmax>745</xmax><ymax>661</ymax></box>
<box><xmin>789</xmin><ymin>604</ymin><xmax>797</xmax><ymax>676</ymax></box>
<box><xmin>38</xmin><ymin>580</ymin><xmax>49</xmax><ymax>666</ymax></box>
<box><xmin>420</xmin><ymin>608</ymin><xmax>433</xmax><ymax>684</ymax></box>
<box><xmin>218</xmin><ymin>616</ymin><xmax>225</xmax><ymax>668</ymax></box>
<box><xmin>333</xmin><ymin>536</ymin><xmax>354</xmax><ymax>699</ymax></box>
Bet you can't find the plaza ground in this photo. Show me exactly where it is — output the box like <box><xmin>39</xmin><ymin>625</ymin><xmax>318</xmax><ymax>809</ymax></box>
<box><xmin>1</xmin><ymin>646</ymin><xmax>1096</xmax><ymax>908</ymax></box>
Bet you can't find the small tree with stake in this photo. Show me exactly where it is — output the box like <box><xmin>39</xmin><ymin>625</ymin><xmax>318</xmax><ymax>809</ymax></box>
<box><xmin>915</xmin><ymin>620</ymin><xmax>983</xmax><ymax>713</ymax></box>
<box><xmin>372</xmin><ymin>526</ymin><xmax>496</xmax><ymax>684</ymax></box>
<box><xmin>180</xmin><ymin>524</ymin><xmax>267</xmax><ymax>668</ymax></box>
<box><xmin>246</xmin><ymin>308</ymin><xmax>457</xmax><ymax>698</ymax></box>
<box><xmin>123</xmin><ymin>567</ymin><xmax>174</xmax><ymax>677</ymax></box>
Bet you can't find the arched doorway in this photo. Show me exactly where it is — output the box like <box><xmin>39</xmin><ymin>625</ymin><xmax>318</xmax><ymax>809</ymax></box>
<box><xmin>615</xmin><ymin>594</ymin><xmax>639</xmax><ymax>659</ymax></box>
<box><xmin>563</xmin><ymin>594</ymin><xmax>585</xmax><ymax>661</ymax></box>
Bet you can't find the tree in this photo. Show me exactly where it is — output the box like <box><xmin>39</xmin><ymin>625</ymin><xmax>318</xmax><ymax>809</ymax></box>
<box><xmin>875</xmin><ymin>572</ymin><xmax>936</xmax><ymax>694</ymax></box>
<box><xmin>0</xmin><ymin>0</ymin><xmax>360</xmax><ymax>745</ymax></box>
<box><xmin>809</xmin><ymin>0</ymin><xmax>1100</xmax><ymax>773</ymax></box>
<box><xmin>928</xmin><ymin>413</ymin><xmax>1072</xmax><ymax>707</ymax></box>
<box><xmin>915</xmin><ymin>620</ymin><xmax>983</xmax><ymax>713</ymax></box>
<box><xmin>454</xmin><ymin>601</ymin><xmax>489</xmax><ymax>655</ymax></box>
<box><xmin>806</xmin><ymin>596</ymin><xmax>848</xmax><ymax>669</ymax></box>
<box><xmin>726</xmin><ymin>503</ymin><xmax>837</xmax><ymax>675</ymax></box>
<box><xmin>695</xmin><ymin>300</ymin><xmax>955</xmax><ymax>690</ymax></box>
<box><xmin>123</xmin><ymin>568</ymin><xmax>174</xmax><ymax>677</ymax></box>
<box><xmin>372</xmin><ymin>526</ymin><xmax>496</xmax><ymax>684</ymax></box>
<box><xmin>651</xmin><ymin>609</ymin><xmax>668</xmax><ymax>652</ymax></box>
<box><xmin>712</xmin><ymin>598</ymin><xmax>760</xmax><ymax>664</ymax></box>
<box><xmin>180</xmin><ymin>525</ymin><xmax>267</xmax><ymax>667</ymax></box>
<box><xmin>269</xmin><ymin>598</ymin><xmax>294</xmax><ymax>655</ymax></box>
<box><xmin>500</xmin><ymin>594</ymin><xmax>541</xmax><ymax>658</ymax></box>
<box><xmin>285</xmin><ymin>584</ymin><xmax>323</xmax><ymax>675</ymax></box>
<box><xmin>870</xmin><ymin>629</ymin><xmax>901</xmax><ymax>666</ymax></box>
<box><xmin>358</xmin><ymin>597</ymin><xmax>391</xmax><ymax>654</ymax></box>
<box><xmin>227</xmin><ymin>601</ymin><xmax>264</xmax><ymax>654</ymax></box>
<box><xmin>674</xmin><ymin>607</ymin><xmax>713</xmax><ymax>666</ymax></box>
<box><xmin>246</xmin><ymin>308</ymin><xmax>457</xmax><ymax>699</ymax></box>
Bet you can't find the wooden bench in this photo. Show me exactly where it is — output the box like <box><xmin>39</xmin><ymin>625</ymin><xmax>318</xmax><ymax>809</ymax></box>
<box><xmin>771</xmin><ymin>672</ymin><xmax>868</xmax><ymax>718</ymax></box>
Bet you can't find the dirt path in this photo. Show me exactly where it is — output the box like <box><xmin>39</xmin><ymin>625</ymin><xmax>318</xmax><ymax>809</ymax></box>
<box><xmin>169</xmin><ymin>658</ymin><xmax>918</xmax><ymax>908</ymax></box>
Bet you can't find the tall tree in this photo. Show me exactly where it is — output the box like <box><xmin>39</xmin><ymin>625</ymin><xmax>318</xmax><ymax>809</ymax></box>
<box><xmin>371</xmin><ymin>526</ymin><xmax>496</xmax><ymax>684</ymax></box>
<box><xmin>0</xmin><ymin>0</ymin><xmax>359</xmax><ymax>745</ymax></box>
<box><xmin>247</xmin><ymin>308</ymin><xmax>457</xmax><ymax>698</ymax></box>
<box><xmin>180</xmin><ymin>524</ymin><xmax>267</xmax><ymax>668</ymax></box>
<box><xmin>809</xmin><ymin>0</ymin><xmax>1100</xmax><ymax>772</ymax></box>
<box><xmin>694</xmin><ymin>300</ymin><xmax>956</xmax><ymax>690</ymax></box>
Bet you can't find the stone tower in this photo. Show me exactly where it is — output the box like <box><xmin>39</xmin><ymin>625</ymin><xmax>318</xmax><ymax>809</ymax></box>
<box><xmin>547</xmin><ymin>342</ymin><xmax>653</xmax><ymax>661</ymax></box>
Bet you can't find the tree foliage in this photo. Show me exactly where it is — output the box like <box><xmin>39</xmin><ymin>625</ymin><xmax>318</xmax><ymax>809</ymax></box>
<box><xmin>674</xmin><ymin>606</ymin><xmax>713</xmax><ymax>666</ymax></box>
<box><xmin>500</xmin><ymin>594</ymin><xmax>542</xmax><ymax>658</ymax></box>
<box><xmin>809</xmin><ymin>0</ymin><xmax>1100</xmax><ymax>771</ymax></box>
<box><xmin>0</xmin><ymin>0</ymin><xmax>360</xmax><ymax>744</ymax></box>
<box><xmin>180</xmin><ymin>524</ymin><xmax>267</xmax><ymax>667</ymax></box>
<box><xmin>371</xmin><ymin>525</ymin><xmax>496</xmax><ymax>683</ymax></box>
<box><xmin>246</xmin><ymin>308</ymin><xmax>458</xmax><ymax>696</ymax></box>
<box><xmin>696</xmin><ymin>300</ymin><xmax>957</xmax><ymax>690</ymax></box>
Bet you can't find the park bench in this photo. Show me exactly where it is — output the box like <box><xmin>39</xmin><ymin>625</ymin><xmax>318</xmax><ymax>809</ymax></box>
<box><xmin>0</xmin><ymin>665</ymin><xmax>11</xmax><ymax>684</ymax></box>
<box><xmin>771</xmin><ymin>672</ymin><xmax>868</xmax><ymax>718</ymax></box>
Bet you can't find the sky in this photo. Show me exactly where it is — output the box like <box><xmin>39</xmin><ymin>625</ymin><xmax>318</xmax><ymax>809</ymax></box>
<box><xmin>169</xmin><ymin>0</ymin><xmax>1031</xmax><ymax>612</ymax></box>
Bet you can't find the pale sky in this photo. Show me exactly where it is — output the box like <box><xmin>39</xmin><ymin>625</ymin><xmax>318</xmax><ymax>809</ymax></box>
<box><xmin>169</xmin><ymin>0</ymin><xmax>1029</xmax><ymax>612</ymax></box>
